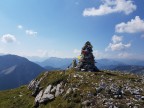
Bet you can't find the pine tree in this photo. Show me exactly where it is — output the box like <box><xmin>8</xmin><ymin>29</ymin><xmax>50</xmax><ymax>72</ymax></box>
<box><xmin>77</xmin><ymin>41</ymin><xmax>99</xmax><ymax>72</ymax></box>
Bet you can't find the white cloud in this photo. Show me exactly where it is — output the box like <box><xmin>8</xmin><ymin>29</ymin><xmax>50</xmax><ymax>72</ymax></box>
<box><xmin>105</xmin><ymin>35</ymin><xmax>131</xmax><ymax>51</ymax></box>
<box><xmin>118</xmin><ymin>52</ymin><xmax>131</xmax><ymax>58</ymax></box>
<box><xmin>1</xmin><ymin>34</ymin><xmax>16</xmax><ymax>43</ymax></box>
<box><xmin>93</xmin><ymin>50</ymin><xmax>102</xmax><ymax>58</ymax></box>
<box><xmin>17</xmin><ymin>25</ymin><xmax>23</xmax><ymax>29</ymax></box>
<box><xmin>17</xmin><ymin>25</ymin><xmax>38</xmax><ymax>36</ymax></box>
<box><xmin>0</xmin><ymin>48</ymin><xmax>4</xmax><ymax>53</ymax></box>
<box><xmin>106</xmin><ymin>42</ymin><xmax>131</xmax><ymax>51</ymax></box>
<box><xmin>26</xmin><ymin>30</ymin><xmax>37</xmax><ymax>36</ymax></box>
<box><xmin>112</xmin><ymin>35</ymin><xmax>123</xmax><ymax>43</ymax></box>
<box><xmin>116</xmin><ymin>16</ymin><xmax>144</xmax><ymax>33</ymax></box>
<box><xmin>83</xmin><ymin>0</ymin><xmax>136</xmax><ymax>16</ymax></box>
<box><xmin>73</xmin><ymin>49</ymin><xmax>81</xmax><ymax>54</ymax></box>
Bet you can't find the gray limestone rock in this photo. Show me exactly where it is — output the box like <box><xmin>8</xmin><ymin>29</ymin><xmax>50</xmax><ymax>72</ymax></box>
<box><xmin>51</xmin><ymin>86</ymin><xmax>56</xmax><ymax>93</ymax></box>
<box><xmin>65</xmin><ymin>88</ymin><xmax>72</xmax><ymax>96</ymax></box>
<box><xmin>28</xmin><ymin>79</ymin><xmax>40</xmax><ymax>90</ymax></box>
<box><xmin>39</xmin><ymin>93</ymin><xmax>54</xmax><ymax>103</ymax></box>
<box><xmin>43</xmin><ymin>85</ymin><xmax>52</xmax><ymax>94</ymax></box>
<box><xmin>35</xmin><ymin>85</ymin><xmax>54</xmax><ymax>104</ymax></box>
<box><xmin>35</xmin><ymin>90</ymin><xmax>43</xmax><ymax>102</ymax></box>
<box><xmin>55</xmin><ymin>83</ymin><xmax>63</xmax><ymax>97</ymax></box>
<box><xmin>82</xmin><ymin>100</ymin><xmax>91</xmax><ymax>106</ymax></box>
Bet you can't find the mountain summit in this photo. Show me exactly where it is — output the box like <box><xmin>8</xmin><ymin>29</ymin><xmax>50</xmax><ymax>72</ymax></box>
<box><xmin>0</xmin><ymin>69</ymin><xmax>144</xmax><ymax>107</ymax></box>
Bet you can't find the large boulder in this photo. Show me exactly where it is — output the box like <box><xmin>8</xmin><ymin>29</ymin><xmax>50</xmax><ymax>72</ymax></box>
<box><xmin>35</xmin><ymin>85</ymin><xmax>54</xmax><ymax>104</ymax></box>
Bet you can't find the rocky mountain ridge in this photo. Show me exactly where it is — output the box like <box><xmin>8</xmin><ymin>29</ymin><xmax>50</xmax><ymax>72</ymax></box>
<box><xmin>1</xmin><ymin>69</ymin><xmax>144</xmax><ymax>108</ymax></box>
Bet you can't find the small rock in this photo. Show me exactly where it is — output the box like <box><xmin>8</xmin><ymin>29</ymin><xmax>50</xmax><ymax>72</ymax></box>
<box><xmin>133</xmin><ymin>106</ymin><xmax>138</xmax><ymax>108</ymax></box>
<box><xmin>141</xmin><ymin>96</ymin><xmax>144</xmax><ymax>100</ymax></box>
<box><xmin>82</xmin><ymin>100</ymin><xmax>91</xmax><ymax>106</ymax></box>
<box><xmin>28</xmin><ymin>79</ymin><xmax>40</xmax><ymax>90</ymax></box>
<box><xmin>39</xmin><ymin>93</ymin><xmax>54</xmax><ymax>103</ymax></box>
<box><xmin>35</xmin><ymin>90</ymin><xmax>43</xmax><ymax>102</ymax></box>
<box><xmin>51</xmin><ymin>86</ymin><xmax>56</xmax><ymax>93</ymax></box>
<box><xmin>55</xmin><ymin>83</ymin><xmax>63</xmax><ymax>97</ymax></box>
<box><xmin>44</xmin><ymin>85</ymin><xmax>52</xmax><ymax>94</ymax></box>
<box><xmin>132</xmin><ymin>89</ymin><xmax>140</xmax><ymax>95</ymax></box>
<box><xmin>60</xmin><ymin>89</ymin><xmax>64</xmax><ymax>94</ymax></box>
<box><xmin>66</xmin><ymin>88</ymin><xmax>72</xmax><ymax>95</ymax></box>
<box><xmin>19</xmin><ymin>94</ymin><xmax>22</xmax><ymax>97</ymax></box>
<box><xmin>135</xmin><ymin>95</ymin><xmax>141</xmax><ymax>100</ymax></box>
<box><xmin>31</xmin><ymin>85</ymin><xmax>40</xmax><ymax>97</ymax></box>
<box><xmin>81</xmin><ymin>69</ymin><xmax>85</xmax><ymax>71</ymax></box>
<box><xmin>99</xmin><ymin>81</ymin><xmax>107</xmax><ymax>89</ymax></box>
<box><xmin>73</xmin><ymin>74</ymin><xmax>77</xmax><ymax>78</ymax></box>
<box><xmin>126</xmin><ymin>102</ymin><xmax>133</xmax><ymax>107</ymax></box>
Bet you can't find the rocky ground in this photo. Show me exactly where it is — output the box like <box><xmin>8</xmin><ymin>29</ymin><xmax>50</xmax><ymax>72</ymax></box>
<box><xmin>0</xmin><ymin>69</ymin><xmax>144</xmax><ymax>108</ymax></box>
<box><xmin>28</xmin><ymin>69</ymin><xmax>144</xmax><ymax>108</ymax></box>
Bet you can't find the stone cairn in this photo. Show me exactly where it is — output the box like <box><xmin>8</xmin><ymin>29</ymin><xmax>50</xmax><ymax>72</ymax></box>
<box><xmin>77</xmin><ymin>41</ymin><xmax>99</xmax><ymax>72</ymax></box>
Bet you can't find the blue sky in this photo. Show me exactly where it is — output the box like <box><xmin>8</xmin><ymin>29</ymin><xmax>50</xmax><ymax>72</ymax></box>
<box><xmin>0</xmin><ymin>0</ymin><xmax>144</xmax><ymax>60</ymax></box>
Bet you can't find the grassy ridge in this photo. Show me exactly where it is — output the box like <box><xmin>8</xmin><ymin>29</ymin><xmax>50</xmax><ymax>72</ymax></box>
<box><xmin>0</xmin><ymin>69</ymin><xmax>144</xmax><ymax>108</ymax></box>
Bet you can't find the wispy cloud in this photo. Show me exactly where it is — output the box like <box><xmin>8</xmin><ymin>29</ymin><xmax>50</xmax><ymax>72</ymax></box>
<box><xmin>105</xmin><ymin>35</ymin><xmax>131</xmax><ymax>51</ymax></box>
<box><xmin>83</xmin><ymin>0</ymin><xmax>136</xmax><ymax>16</ymax></box>
<box><xmin>112</xmin><ymin>35</ymin><xmax>123</xmax><ymax>43</ymax></box>
<box><xmin>17</xmin><ymin>25</ymin><xmax>23</xmax><ymax>29</ymax></box>
<box><xmin>116</xmin><ymin>16</ymin><xmax>144</xmax><ymax>33</ymax></box>
<box><xmin>17</xmin><ymin>24</ymin><xmax>38</xmax><ymax>36</ymax></box>
<box><xmin>118</xmin><ymin>52</ymin><xmax>131</xmax><ymax>58</ymax></box>
<box><xmin>1</xmin><ymin>34</ymin><xmax>16</xmax><ymax>43</ymax></box>
<box><xmin>25</xmin><ymin>30</ymin><xmax>37</xmax><ymax>36</ymax></box>
<box><xmin>93</xmin><ymin>50</ymin><xmax>102</xmax><ymax>58</ymax></box>
<box><xmin>73</xmin><ymin>49</ymin><xmax>81</xmax><ymax>54</ymax></box>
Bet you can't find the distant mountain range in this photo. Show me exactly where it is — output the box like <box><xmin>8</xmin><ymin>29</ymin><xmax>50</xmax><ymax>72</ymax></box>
<box><xmin>0</xmin><ymin>55</ymin><xmax>46</xmax><ymax>90</ymax></box>
<box><xmin>35</xmin><ymin>57</ymin><xmax>128</xmax><ymax>70</ymax></box>
<box><xmin>96</xmin><ymin>59</ymin><xmax>126</xmax><ymax>69</ymax></box>
<box><xmin>1</xmin><ymin>54</ymin><xmax>144</xmax><ymax>90</ymax></box>
<box><xmin>36</xmin><ymin>57</ymin><xmax>74</xmax><ymax>69</ymax></box>
<box><xmin>36</xmin><ymin>57</ymin><xmax>144</xmax><ymax>74</ymax></box>
<box><xmin>96</xmin><ymin>59</ymin><xmax>144</xmax><ymax>74</ymax></box>
<box><xmin>112</xmin><ymin>65</ymin><xmax>144</xmax><ymax>74</ymax></box>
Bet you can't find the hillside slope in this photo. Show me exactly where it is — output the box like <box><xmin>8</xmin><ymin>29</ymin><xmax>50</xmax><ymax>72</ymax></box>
<box><xmin>0</xmin><ymin>55</ymin><xmax>46</xmax><ymax>90</ymax></box>
<box><xmin>0</xmin><ymin>69</ymin><xmax>144</xmax><ymax>108</ymax></box>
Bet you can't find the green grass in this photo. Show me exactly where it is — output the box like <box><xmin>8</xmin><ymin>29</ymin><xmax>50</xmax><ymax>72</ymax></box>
<box><xmin>0</xmin><ymin>86</ymin><xmax>34</xmax><ymax>108</ymax></box>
